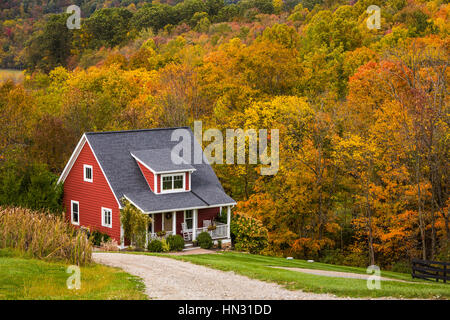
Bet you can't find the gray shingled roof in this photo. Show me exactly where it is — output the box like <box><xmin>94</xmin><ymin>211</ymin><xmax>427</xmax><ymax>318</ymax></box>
<box><xmin>131</xmin><ymin>148</ymin><xmax>195</xmax><ymax>173</ymax></box>
<box><xmin>85</xmin><ymin>127</ymin><xmax>235</xmax><ymax>213</ymax></box>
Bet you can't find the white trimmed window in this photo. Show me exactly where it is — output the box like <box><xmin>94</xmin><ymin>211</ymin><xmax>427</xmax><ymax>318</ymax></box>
<box><xmin>102</xmin><ymin>207</ymin><xmax>112</xmax><ymax>228</ymax></box>
<box><xmin>161</xmin><ymin>173</ymin><xmax>184</xmax><ymax>193</ymax></box>
<box><xmin>83</xmin><ymin>164</ymin><xmax>93</xmax><ymax>182</ymax></box>
<box><xmin>184</xmin><ymin>210</ymin><xmax>193</xmax><ymax>230</ymax></box>
<box><xmin>71</xmin><ymin>200</ymin><xmax>79</xmax><ymax>225</ymax></box>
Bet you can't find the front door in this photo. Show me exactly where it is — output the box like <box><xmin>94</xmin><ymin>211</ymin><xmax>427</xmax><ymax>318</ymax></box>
<box><xmin>163</xmin><ymin>212</ymin><xmax>173</xmax><ymax>233</ymax></box>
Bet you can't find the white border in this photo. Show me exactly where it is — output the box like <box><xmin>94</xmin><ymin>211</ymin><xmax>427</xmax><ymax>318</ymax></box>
<box><xmin>188</xmin><ymin>172</ymin><xmax>191</xmax><ymax>190</ymax></box>
<box><xmin>58</xmin><ymin>135</ymin><xmax>87</xmax><ymax>184</ymax></box>
<box><xmin>101</xmin><ymin>207</ymin><xmax>112</xmax><ymax>228</ymax></box>
<box><xmin>160</xmin><ymin>173</ymin><xmax>186</xmax><ymax>194</ymax></box>
<box><xmin>83</xmin><ymin>164</ymin><xmax>93</xmax><ymax>182</ymax></box>
<box><xmin>71</xmin><ymin>200</ymin><xmax>80</xmax><ymax>225</ymax></box>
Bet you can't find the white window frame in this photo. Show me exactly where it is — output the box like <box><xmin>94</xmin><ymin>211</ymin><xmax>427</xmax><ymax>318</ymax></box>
<box><xmin>101</xmin><ymin>207</ymin><xmax>112</xmax><ymax>228</ymax></box>
<box><xmin>160</xmin><ymin>173</ymin><xmax>185</xmax><ymax>193</ymax></box>
<box><xmin>184</xmin><ymin>210</ymin><xmax>193</xmax><ymax>231</ymax></box>
<box><xmin>71</xmin><ymin>200</ymin><xmax>80</xmax><ymax>226</ymax></box>
<box><xmin>83</xmin><ymin>164</ymin><xmax>93</xmax><ymax>183</ymax></box>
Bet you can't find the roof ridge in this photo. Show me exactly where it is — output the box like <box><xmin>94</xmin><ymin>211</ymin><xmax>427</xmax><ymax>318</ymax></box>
<box><xmin>191</xmin><ymin>190</ymin><xmax>210</xmax><ymax>206</ymax></box>
<box><xmin>85</xmin><ymin>126</ymin><xmax>190</xmax><ymax>135</ymax></box>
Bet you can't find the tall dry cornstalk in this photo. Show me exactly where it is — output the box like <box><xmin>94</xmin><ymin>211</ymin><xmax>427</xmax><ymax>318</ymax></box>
<box><xmin>0</xmin><ymin>206</ymin><xmax>92</xmax><ymax>265</ymax></box>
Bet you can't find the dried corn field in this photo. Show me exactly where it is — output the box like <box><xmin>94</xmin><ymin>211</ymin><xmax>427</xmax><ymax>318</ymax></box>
<box><xmin>0</xmin><ymin>206</ymin><xmax>92</xmax><ymax>265</ymax></box>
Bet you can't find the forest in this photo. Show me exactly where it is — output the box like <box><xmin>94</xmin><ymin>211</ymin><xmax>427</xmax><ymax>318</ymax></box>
<box><xmin>0</xmin><ymin>0</ymin><xmax>448</xmax><ymax>270</ymax></box>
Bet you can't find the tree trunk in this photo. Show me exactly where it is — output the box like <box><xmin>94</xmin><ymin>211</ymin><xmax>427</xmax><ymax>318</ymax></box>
<box><xmin>365</xmin><ymin>177</ymin><xmax>375</xmax><ymax>266</ymax></box>
<box><xmin>416</xmin><ymin>155</ymin><xmax>427</xmax><ymax>260</ymax></box>
<box><xmin>430</xmin><ymin>200</ymin><xmax>436</xmax><ymax>260</ymax></box>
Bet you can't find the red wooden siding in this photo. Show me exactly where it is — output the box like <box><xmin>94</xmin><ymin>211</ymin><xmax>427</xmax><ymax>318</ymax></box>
<box><xmin>185</xmin><ymin>172</ymin><xmax>190</xmax><ymax>191</ymax></box>
<box><xmin>176</xmin><ymin>211</ymin><xmax>184</xmax><ymax>234</ymax></box>
<box><xmin>154</xmin><ymin>214</ymin><xmax>162</xmax><ymax>232</ymax></box>
<box><xmin>63</xmin><ymin>141</ymin><xmax>121</xmax><ymax>242</ymax></box>
<box><xmin>197</xmin><ymin>207</ymin><xmax>220</xmax><ymax>228</ymax></box>
<box><xmin>157</xmin><ymin>174</ymin><xmax>161</xmax><ymax>193</ymax></box>
<box><xmin>136</xmin><ymin>160</ymin><xmax>155</xmax><ymax>192</ymax></box>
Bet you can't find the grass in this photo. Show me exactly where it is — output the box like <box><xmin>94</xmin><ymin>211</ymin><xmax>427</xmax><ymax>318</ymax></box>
<box><xmin>124</xmin><ymin>251</ymin><xmax>449</xmax><ymax>299</ymax></box>
<box><xmin>0</xmin><ymin>69</ymin><xmax>23</xmax><ymax>83</ymax></box>
<box><xmin>0</xmin><ymin>249</ymin><xmax>147</xmax><ymax>300</ymax></box>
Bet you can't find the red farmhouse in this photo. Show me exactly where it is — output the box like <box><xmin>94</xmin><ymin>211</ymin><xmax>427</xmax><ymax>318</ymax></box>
<box><xmin>58</xmin><ymin>127</ymin><xmax>236</xmax><ymax>247</ymax></box>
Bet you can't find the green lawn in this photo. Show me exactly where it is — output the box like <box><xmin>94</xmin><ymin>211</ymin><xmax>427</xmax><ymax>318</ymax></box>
<box><xmin>131</xmin><ymin>251</ymin><xmax>449</xmax><ymax>299</ymax></box>
<box><xmin>0</xmin><ymin>249</ymin><xmax>147</xmax><ymax>300</ymax></box>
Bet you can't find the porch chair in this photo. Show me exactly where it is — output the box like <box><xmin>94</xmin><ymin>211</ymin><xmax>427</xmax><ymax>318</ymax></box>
<box><xmin>181</xmin><ymin>222</ymin><xmax>192</xmax><ymax>241</ymax></box>
<box><xmin>203</xmin><ymin>220</ymin><xmax>212</xmax><ymax>228</ymax></box>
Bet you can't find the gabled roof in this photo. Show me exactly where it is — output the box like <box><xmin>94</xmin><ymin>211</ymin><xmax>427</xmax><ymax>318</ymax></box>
<box><xmin>58</xmin><ymin>127</ymin><xmax>236</xmax><ymax>213</ymax></box>
<box><xmin>131</xmin><ymin>148</ymin><xmax>195</xmax><ymax>174</ymax></box>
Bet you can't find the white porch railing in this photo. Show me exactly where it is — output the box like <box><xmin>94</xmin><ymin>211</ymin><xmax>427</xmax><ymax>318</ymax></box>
<box><xmin>195</xmin><ymin>222</ymin><xmax>228</xmax><ymax>240</ymax></box>
<box><xmin>149</xmin><ymin>231</ymin><xmax>174</xmax><ymax>240</ymax></box>
<box><xmin>149</xmin><ymin>222</ymin><xmax>229</xmax><ymax>242</ymax></box>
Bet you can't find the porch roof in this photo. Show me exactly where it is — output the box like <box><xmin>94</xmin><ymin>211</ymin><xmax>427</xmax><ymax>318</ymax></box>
<box><xmin>124</xmin><ymin>185</ymin><xmax>235</xmax><ymax>213</ymax></box>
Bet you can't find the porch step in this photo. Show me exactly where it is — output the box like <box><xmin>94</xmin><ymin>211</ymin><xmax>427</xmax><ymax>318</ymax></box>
<box><xmin>182</xmin><ymin>246</ymin><xmax>201</xmax><ymax>251</ymax></box>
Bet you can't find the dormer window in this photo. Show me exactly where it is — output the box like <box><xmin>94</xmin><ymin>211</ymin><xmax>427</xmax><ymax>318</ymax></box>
<box><xmin>162</xmin><ymin>174</ymin><xmax>185</xmax><ymax>192</ymax></box>
<box><xmin>131</xmin><ymin>148</ymin><xmax>195</xmax><ymax>194</ymax></box>
<box><xmin>84</xmin><ymin>165</ymin><xmax>93</xmax><ymax>182</ymax></box>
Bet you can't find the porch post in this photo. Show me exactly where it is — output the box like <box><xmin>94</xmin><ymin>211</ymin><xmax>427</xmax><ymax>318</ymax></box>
<box><xmin>145</xmin><ymin>220</ymin><xmax>148</xmax><ymax>245</ymax></box>
<box><xmin>193</xmin><ymin>209</ymin><xmax>198</xmax><ymax>241</ymax></box>
<box><xmin>227</xmin><ymin>205</ymin><xmax>231</xmax><ymax>239</ymax></box>
<box><xmin>151</xmin><ymin>213</ymin><xmax>155</xmax><ymax>237</ymax></box>
<box><xmin>172</xmin><ymin>211</ymin><xmax>176</xmax><ymax>235</ymax></box>
<box><xmin>120</xmin><ymin>224</ymin><xmax>125</xmax><ymax>248</ymax></box>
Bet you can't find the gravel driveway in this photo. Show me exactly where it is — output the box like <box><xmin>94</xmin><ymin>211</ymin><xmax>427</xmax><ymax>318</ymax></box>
<box><xmin>93</xmin><ymin>252</ymin><xmax>343</xmax><ymax>300</ymax></box>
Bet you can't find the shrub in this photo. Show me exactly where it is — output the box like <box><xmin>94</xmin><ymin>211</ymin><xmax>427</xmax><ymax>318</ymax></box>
<box><xmin>120</xmin><ymin>198</ymin><xmax>151</xmax><ymax>249</ymax></box>
<box><xmin>290</xmin><ymin>238</ymin><xmax>332</xmax><ymax>260</ymax></box>
<box><xmin>342</xmin><ymin>251</ymin><xmax>369</xmax><ymax>268</ymax></box>
<box><xmin>0</xmin><ymin>206</ymin><xmax>92</xmax><ymax>265</ymax></box>
<box><xmin>161</xmin><ymin>238</ymin><xmax>170</xmax><ymax>252</ymax></box>
<box><xmin>197</xmin><ymin>231</ymin><xmax>213</xmax><ymax>249</ymax></box>
<box><xmin>100</xmin><ymin>239</ymin><xmax>119</xmax><ymax>251</ymax></box>
<box><xmin>157</xmin><ymin>230</ymin><xmax>166</xmax><ymax>237</ymax></box>
<box><xmin>90</xmin><ymin>230</ymin><xmax>111</xmax><ymax>246</ymax></box>
<box><xmin>166</xmin><ymin>234</ymin><xmax>184</xmax><ymax>251</ymax></box>
<box><xmin>391</xmin><ymin>261</ymin><xmax>411</xmax><ymax>274</ymax></box>
<box><xmin>148</xmin><ymin>239</ymin><xmax>163</xmax><ymax>252</ymax></box>
<box><xmin>319</xmin><ymin>249</ymin><xmax>345</xmax><ymax>265</ymax></box>
<box><xmin>231</xmin><ymin>214</ymin><xmax>268</xmax><ymax>254</ymax></box>
<box><xmin>217</xmin><ymin>239</ymin><xmax>222</xmax><ymax>249</ymax></box>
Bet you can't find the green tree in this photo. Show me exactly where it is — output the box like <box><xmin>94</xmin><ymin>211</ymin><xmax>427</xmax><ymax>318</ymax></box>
<box><xmin>85</xmin><ymin>8</ymin><xmax>133</xmax><ymax>48</ymax></box>
<box><xmin>120</xmin><ymin>198</ymin><xmax>151</xmax><ymax>248</ymax></box>
<box><xmin>25</xmin><ymin>14</ymin><xmax>73</xmax><ymax>72</ymax></box>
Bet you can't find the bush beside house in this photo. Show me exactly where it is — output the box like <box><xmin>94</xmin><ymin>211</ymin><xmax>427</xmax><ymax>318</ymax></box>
<box><xmin>148</xmin><ymin>239</ymin><xmax>163</xmax><ymax>252</ymax></box>
<box><xmin>90</xmin><ymin>230</ymin><xmax>111</xmax><ymax>246</ymax></box>
<box><xmin>231</xmin><ymin>214</ymin><xmax>268</xmax><ymax>254</ymax></box>
<box><xmin>166</xmin><ymin>234</ymin><xmax>184</xmax><ymax>251</ymax></box>
<box><xmin>197</xmin><ymin>231</ymin><xmax>213</xmax><ymax>249</ymax></box>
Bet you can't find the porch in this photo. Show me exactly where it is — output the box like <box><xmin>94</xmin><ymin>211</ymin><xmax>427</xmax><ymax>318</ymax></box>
<box><xmin>146</xmin><ymin>205</ymin><xmax>232</xmax><ymax>242</ymax></box>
